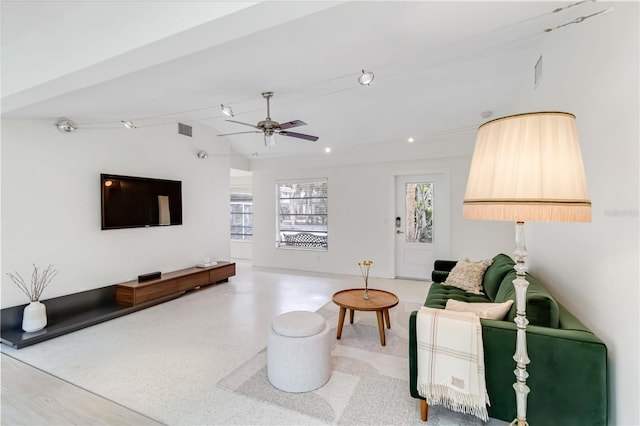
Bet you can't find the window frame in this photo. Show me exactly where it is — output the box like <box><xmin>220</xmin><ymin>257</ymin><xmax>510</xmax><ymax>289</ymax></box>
<box><xmin>276</xmin><ymin>178</ymin><xmax>328</xmax><ymax>251</ymax></box>
<box><xmin>230</xmin><ymin>192</ymin><xmax>253</xmax><ymax>241</ymax></box>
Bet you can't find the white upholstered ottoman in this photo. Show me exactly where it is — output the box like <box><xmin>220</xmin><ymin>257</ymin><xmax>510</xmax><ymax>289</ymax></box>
<box><xmin>267</xmin><ymin>310</ymin><xmax>331</xmax><ymax>393</ymax></box>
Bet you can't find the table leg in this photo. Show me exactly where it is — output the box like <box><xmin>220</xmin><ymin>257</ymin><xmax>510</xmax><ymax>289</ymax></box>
<box><xmin>376</xmin><ymin>310</ymin><xmax>386</xmax><ymax>346</ymax></box>
<box><xmin>349</xmin><ymin>309</ymin><xmax>355</xmax><ymax>324</ymax></box>
<box><xmin>384</xmin><ymin>309</ymin><xmax>391</xmax><ymax>329</ymax></box>
<box><xmin>337</xmin><ymin>307</ymin><xmax>346</xmax><ymax>339</ymax></box>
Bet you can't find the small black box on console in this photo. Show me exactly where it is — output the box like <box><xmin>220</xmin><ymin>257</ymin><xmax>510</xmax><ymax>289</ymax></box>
<box><xmin>138</xmin><ymin>271</ymin><xmax>161</xmax><ymax>282</ymax></box>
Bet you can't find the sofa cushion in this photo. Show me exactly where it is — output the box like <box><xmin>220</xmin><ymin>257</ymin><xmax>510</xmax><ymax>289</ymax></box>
<box><xmin>443</xmin><ymin>258</ymin><xmax>492</xmax><ymax>294</ymax></box>
<box><xmin>425</xmin><ymin>282</ymin><xmax>492</xmax><ymax>309</ymax></box>
<box><xmin>494</xmin><ymin>270</ymin><xmax>560</xmax><ymax>328</ymax></box>
<box><xmin>445</xmin><ymin>299</ymin><xmax>514</xmax><ymax>320</ymax></box>
<box><xmin>483</xmin><ymin>254</ymin><xmax>516</xmax><ymax>302</ymax></box>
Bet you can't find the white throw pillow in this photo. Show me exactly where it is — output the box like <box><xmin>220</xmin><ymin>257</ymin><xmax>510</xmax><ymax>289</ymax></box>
<box><xmin>445</xmin><ymin>299</ymin><xmax>514</xmax><ymax>320</ymax></box>
<box><xmin>443</xmin><ymin>258</ymin><xmax>492</xmax><ymax>294</ymax></box>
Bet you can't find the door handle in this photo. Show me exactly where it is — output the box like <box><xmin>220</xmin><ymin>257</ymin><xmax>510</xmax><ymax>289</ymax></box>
<box><xmin>396</xmin><ymin>230</ymin><xmax>404</xmax><ymax>234</ymax></box>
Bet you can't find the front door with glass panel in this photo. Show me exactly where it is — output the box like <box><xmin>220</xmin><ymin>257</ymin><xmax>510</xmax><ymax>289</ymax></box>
<box><xmin>394</xmin><ymin>174</ymin><xmax>449</xmax><ymax>279</ymax></box>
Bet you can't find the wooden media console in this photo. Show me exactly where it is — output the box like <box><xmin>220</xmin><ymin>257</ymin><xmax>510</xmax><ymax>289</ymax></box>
<box><xmin>115</xmin><ymin>262</ymin><xmax>236</xmax><ymax>307</ymax></box>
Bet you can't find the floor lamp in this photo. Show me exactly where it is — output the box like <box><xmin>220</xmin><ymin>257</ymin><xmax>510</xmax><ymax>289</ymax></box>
<box><xmin>463</xmin><ymin>112</ymin><xmax>591</xmax><ymax>425</ymax></box>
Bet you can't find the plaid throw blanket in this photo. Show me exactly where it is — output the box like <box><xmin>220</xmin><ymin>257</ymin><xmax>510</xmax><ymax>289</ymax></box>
<box><xmin>416</xmin><ymin>306</ymin><xmax>490</xmax><ymax>421</ymax></box>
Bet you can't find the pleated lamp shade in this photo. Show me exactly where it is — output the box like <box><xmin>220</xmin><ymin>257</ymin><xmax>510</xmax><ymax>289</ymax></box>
<box><xmin>463</xmin><ymin>112</ymin><xmax>591</xmax><ymax>222</ymax></box>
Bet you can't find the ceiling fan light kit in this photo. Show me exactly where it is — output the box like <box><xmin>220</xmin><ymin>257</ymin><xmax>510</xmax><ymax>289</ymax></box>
<box><xmin>264</xmin><ymin>132</ymin><xmax>276</xmax><ymax>147</ymax></box>
<box><xmin>217</xmin><ymin>91</ymin><xmax>319</xmax><ymax>147</ymax></box>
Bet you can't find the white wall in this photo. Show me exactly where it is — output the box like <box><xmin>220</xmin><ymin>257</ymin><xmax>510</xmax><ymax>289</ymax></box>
<box><xmin>515</xmin><ymin>3</ymin><xmax>639</xmax><ymax>424</ymax></box>
<box><xmin>1</xmin><ymin>119</ymin><xmax>231</xmax><ymax>308</ymax></box>
<box><xmin>250</xmin><ymin>130</ymin><xmax>514</xmax><ymax>279</ymax></box>
<box><xmin>230</xmin><ymin>240</ymin><xmax>253</xmax><ymax>260</ymax></box>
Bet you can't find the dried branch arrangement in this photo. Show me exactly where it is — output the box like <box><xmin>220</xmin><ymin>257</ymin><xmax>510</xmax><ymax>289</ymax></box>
<box><xmin>6</xmin><ymin>264</ymin><xmax>59</xmax><ymax>302</ymax></box>
<box><xmin>358</xmin><ymin>260</ymin><xmax>373</xmax><ymax>283</ymax></box>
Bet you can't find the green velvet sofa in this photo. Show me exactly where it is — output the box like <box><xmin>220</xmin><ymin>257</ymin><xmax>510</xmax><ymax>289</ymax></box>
<box><xmin>409</xmin><ymin>253</ymin><xmax>608</xmax><ymax>425</ymax></box>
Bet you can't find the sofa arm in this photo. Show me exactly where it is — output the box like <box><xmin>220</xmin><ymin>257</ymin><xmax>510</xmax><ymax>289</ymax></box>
<box><xmin>483</xmin><ymin>320</ymin><xmax>607</xmax><ymax>425</ymax></box>
<box><xmin>409</xmin><ymin>312</ymin><xmax>608</xmax><ymax>425</ymax></box>
<box><xmin>432</xmin><ymin>259</ymin><xmax>457</xmax><ymax>283</ymax></box>
<box><xmin>409</xmin><ymin>311</ymin><xmax>422</xmax><ymax>399</ymax></box>
<box><xmin>433</xmin><ymin>259</ymin><xmax>457</xmax><ymax>272</ymax></box>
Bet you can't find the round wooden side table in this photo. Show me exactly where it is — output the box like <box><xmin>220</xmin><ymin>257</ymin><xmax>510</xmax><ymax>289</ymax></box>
<box><xmin>331</xmin><ymin>288</ymin><xmax>399</xmax><ymax>346</ymax></box>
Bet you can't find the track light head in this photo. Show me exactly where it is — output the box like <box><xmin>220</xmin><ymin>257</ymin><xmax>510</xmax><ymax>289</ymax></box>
<box><xmin>221</xmin><ymin>104</ymin><xmax>234</xmax><ymax>117</ymax></box>
<box><xmin>56</xmin><ymin>118</ymin><xmax>78</xmax><ymax>133</ymax></box>
<box><xmin>358</xmin><ymin>70</ymin><xmax>375</xmax><ymax>85</ymax></box>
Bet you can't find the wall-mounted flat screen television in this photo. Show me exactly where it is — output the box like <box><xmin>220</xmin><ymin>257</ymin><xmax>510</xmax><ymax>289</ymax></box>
<box><xmin>101</xmin><ymin>174</ymin><xmax>182</xmax><ymax>230</ymax></box>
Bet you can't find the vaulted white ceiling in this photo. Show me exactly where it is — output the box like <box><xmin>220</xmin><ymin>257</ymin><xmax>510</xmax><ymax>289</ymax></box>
<box><xmin>1</xmin><ymin>1</ymin><xmax>611</xmax><ymax>158</ymax></box>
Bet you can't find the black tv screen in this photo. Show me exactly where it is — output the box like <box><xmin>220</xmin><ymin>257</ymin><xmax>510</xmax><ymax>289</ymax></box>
<box><xmin>101</xmin><ymin>174</ymin><xmax>182</xmax><ymax>230</ymax></box>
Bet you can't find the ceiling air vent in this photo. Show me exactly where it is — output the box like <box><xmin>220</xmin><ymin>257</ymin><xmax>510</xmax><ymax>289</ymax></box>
<box><xmin>534</xmin><ymin>55</ymin><xmax>543</xmax><ymax>87</ymax></box>
<box><xmin>178</xmin><ymin>123</ymin><xmax>192</xmax><ymax>137</ymax></box>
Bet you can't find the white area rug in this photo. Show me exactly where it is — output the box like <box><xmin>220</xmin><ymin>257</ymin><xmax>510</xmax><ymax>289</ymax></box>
<box><xmin>219</xmin><ymin>301</ymin><xmax>497</xmax><ymax>425</ymax></box>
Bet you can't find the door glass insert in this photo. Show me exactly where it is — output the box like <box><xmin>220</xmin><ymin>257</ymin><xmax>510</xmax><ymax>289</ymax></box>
<box><xmin>405</xmin><ymin>182</ymin><xmax>433</xmax><ymax>243</ymax></box>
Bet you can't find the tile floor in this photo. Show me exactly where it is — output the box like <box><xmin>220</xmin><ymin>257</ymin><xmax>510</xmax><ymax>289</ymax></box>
<box><xmin>1</xmin><ymin>260</ymin><xmax>507</xmax><ymax>425</ymax></box>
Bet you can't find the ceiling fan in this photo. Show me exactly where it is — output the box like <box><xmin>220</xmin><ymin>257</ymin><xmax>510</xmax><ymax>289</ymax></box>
<box><xmin>218</xmin><ymin>92</ymin><xmax>319</xmax><ymax>147</ymax></box>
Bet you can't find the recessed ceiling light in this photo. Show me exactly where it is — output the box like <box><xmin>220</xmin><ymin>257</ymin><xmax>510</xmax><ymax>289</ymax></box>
<box><xmin>358</xmin><ymin>70</ymin><xmax>375</xmax><ymax>85</ymax></box>
<box><xmin>121</xmin><ymin>120</ymin><xmax>136</xmax><ymax>129</ymax></box>
<box><xmin>408</xmin><ymin>137</ymin><xmax>414</xmax><ymax>143</ymax></box>
<box><xmin>325</xmin><ymin>147</ymin><xmax>331</xmax><ymax>153</ymax></box>
<box><xmin>481</xmin><ymin>111</ymin><xmax>493</xmax><ymax>119</ymax></box>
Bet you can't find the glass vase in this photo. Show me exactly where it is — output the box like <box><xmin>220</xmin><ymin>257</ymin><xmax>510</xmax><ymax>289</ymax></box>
<box><xmin>364</xmin><ymin>278</ymin><xmax>370</xmax><ymax>300</ymax></box>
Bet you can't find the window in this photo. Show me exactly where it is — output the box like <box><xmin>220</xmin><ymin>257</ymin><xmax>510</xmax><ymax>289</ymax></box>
<box><xmin>277</xmin><ymin>179</ymin><xmax>328</xmax><ymax>249</ymax></box>
<box><xmin>230</xmin><ymin>193</ymin><xmax>253</xmax><ymax>240</ymax></box>
<box><xmin>405</xmin><ymin>182</ymin><xmax>433</xmax><ymax>243</ymax></box>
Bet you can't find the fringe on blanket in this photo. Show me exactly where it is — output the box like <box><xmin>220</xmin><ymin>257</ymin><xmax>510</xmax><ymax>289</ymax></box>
<box><xmin>418</xmin><ymin>383</ymin><xmax>489</xmax><ymax>421</ymax></box>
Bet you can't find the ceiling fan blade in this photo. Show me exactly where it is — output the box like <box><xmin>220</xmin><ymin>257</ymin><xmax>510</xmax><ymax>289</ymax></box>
<box><xmin>226</xmin><ymin>119</ymin><xmax>258</xmax><ymax>129</ymax></box>
<box><xmin>218</xmin><ymin>131</ymin><xmax>261</xmax><ymax>137</ymax></box>
<box><xmin>278</xmin><ymin>131</ymin><xmax>319</xmax><ymax>142</ymax></box>
<box><xmin>279</xmin><ymin>120</ymin><xmax>307</xmax><ymax>130</ymax></box>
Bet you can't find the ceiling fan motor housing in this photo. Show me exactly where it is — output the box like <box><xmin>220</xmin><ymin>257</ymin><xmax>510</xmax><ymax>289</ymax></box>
<box><xmin>257</xmin><ymin>120</ymin><xmax>280</xmax><ymax>131</ymax></box>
